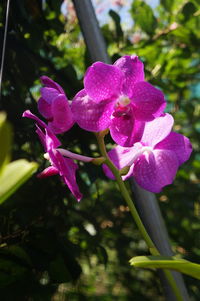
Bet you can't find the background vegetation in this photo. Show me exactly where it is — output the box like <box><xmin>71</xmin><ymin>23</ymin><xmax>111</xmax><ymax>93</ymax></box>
<box><xmin>0</xmin><ymin>0</ymin><xmax>200</xmax><ymax>300</ymax></box>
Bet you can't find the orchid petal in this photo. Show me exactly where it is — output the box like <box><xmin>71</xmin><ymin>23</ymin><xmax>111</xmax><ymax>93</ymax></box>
<box><xmin>132</xmin><ymin>82</ymin><xmax>166</xmax><ymax>121</ymax></box>
<box><xmin>40</xmin><ymin>76</ymin><xmax>65</xmax><ymax>94</ymax></box>
<box><xmin>155</xmin><ymin>132</ymin><xmax>192</xmax><ymax>165</ymax></box>
<box><xmin>141</xmin><ymin>114</ymin><xmax>174</xmax><ymax>147</ymax></box>
<box><xmin>48</xmin><ymin>94</ymin><xmax>74</xmax><ymax>134</ymax></box>
<box><xmin>23</xmin><ymin>110</ymin><xmax>81</xmax><ymax>201</ymax></box>
<box><xmin>103</xmin><ymin>143</ymin><xmax>143</xmax><ymax>180</ymax></box>
<box><xmin>45</xmin><ymin>129</ymin><xmax>61</xmax><ymax>150</ymax></box>
<box><xmin>133</xmin><ymin>149</ymin><xmax>179</xmax><ymax>193</ymax></box>
<box><xmin>38</xmin><ymin>97</ymin><xmax>52</xmax><ymax>119</ymax></box>
<box><xmin>37</xmin><ymin>166</ymin><xmax>58</xmax><ymax>178</ymax></box>
<box><xmin>54</xmin><ymin>151</ymin><xmax>82</xmax><ymax>201</ymax></box>
<box><xmin>114</xmin><ymin>55</ymin><xmax>145</xmax><ymax>97</ymax></box>
<box><xmin>84</xmin><ymin>62</ymin><xmax>123</xmax><ymax>102</ymax></box>
<box><xmin>40</xmin><ymin>87</ymin><xmax>60</xmax><ymax>104</ymax></box>
<box><xmin>23</xmin><ymin>110</ymin><xmax>47</xmax><ymax>129</ymax></box>
<box><xmin>35</xmin><ymin>126</ymin><xmax>47</xmax><ymax>151</ymax></box>
<box><xmin>110</xmin><ymin>107</ymin><xmax>144</xmax><ymax>146</ymax></box>
<box><xmin>22</xmin><ymin>110</ymin><xmax>61</xmax><ymax>148</ymax></box>
<box><xmin>71</xmin><ymin>89</ymin><xmax>114</xmax><ymax>131</ymax></box>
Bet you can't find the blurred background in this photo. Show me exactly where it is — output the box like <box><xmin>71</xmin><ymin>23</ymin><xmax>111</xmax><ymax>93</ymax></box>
<box><xmin>0</xmin><ymin>0</ymin><xmax>200</xmax><ymax>300</ymax></box>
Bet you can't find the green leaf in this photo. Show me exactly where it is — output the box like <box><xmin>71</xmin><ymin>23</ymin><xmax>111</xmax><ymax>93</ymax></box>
<box><xmin>0</xmin><ymin>245</ymin><xmax>32</xmax><ymax>266</ymax></box>
<box><xmin>49</xmin><ymin>254</ymin><xmax>71</xmax><ymax>283</ymax></box>
<box><xmin>182</xmin><ymin>2</ymin><xmax>197</xmax><ymax>21</ymax></box>
<box><xmin>109</xmin><ymin>10</ymin><xmax>123</xmax><ymax>39</ymax></box>
<box><xmin>130</xmin><ymin>0</ymin><xmax>157</xmax><ymax>35</ymax></box>
<box><xmin>0</xmin><ymin>159</ymin><xmax>38</xmax><ymax>204</ymax></box>
<box><xmin>0</xmin><ymin>112</ymin><xmax>12</xmax><ymax>173</ymax></box>
<box><xmin>130</xmin><ymin>256</ymin><xmax>200</xmax><ymax>280</ymax></box>
<box><xmin>160</xmin><ymin>0</ymin><xmax>174</xmax><ymax>12</ymax></box>
<box><xmin>0</xmin><ymin>258</ymin><xmax>27</xmax><ymax>287</ymax></box>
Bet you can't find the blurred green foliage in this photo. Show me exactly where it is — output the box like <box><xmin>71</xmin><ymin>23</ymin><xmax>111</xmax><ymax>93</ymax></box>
<box><xmin>0</xmin><ymin>0</ymin><xmax>200</xmax><ymax>300</ymax></box>
<box><xmin>0</xmin><ymin>112</ymin><xmax>38</xmax><ymax>204</ymax></box>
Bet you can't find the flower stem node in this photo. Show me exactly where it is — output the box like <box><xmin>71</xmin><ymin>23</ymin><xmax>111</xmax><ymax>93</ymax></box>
<box><xmin>119</xmin><ymin>166</ymin><xmax>130</xmax><ymax>176</ymax></box>
<box><xmin>96</xmin><ymin>128</ymin><xmax>110</xmax><ymax>139</ymax></box>
<box><xmin>92</xmin><ymin>157</ymin><xmax>106</xmax><ymax>165</ymax></box>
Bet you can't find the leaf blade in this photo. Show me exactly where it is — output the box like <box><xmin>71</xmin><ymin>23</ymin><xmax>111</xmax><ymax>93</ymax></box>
<box><xmin>0</xmin><ymin>159</ymin><xmax>38</xmax><ymax>204</ymax></box>
<box><xmin>130</xmin><ymin>256</ymin><xmax>200</xmax><ymax>280</ymax></box>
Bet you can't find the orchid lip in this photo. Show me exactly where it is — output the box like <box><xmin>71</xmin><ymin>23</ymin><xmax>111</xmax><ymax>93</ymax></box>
<box><xmin>44</xmin><ymin>153</ymin><xmax>50</xmax><ymax>160</ymax></box>
<box><xmin>112</xmin><ymin>95</ymin><xmax>131</xmax><ymax>119</ymax></box>
<box><xmin>118</xmin><ymin>95</ymin><xmax>131</xmax><ymax>107</ymax></box>
<box><xmin>128</xmin><ymin>145</ymin><xmax>153</xmax><ymax>166</ymax></box>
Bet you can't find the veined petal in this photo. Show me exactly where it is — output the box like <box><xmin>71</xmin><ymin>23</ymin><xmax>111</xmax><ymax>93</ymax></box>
<box><xmin>103</xmin><ymin>143</ymin><xmax>143</xmax><ymax>180</ymax></box>
<box><xmin>132</xmin><ymin>81</ymin><xmax>166</xmax><ymax>121</ymax></box>
<box><xmin>38</xmin><ymin>97</ymin><xmax>52</xmax><ymax>119</ymax></box>
<box><xmin>141</xmin><ymin>113</ymin><xmax>174</xmax><ymax>147</ymax></box>
<box><xmin>22</xmin><ymin>110</ymin><xmax>61</xmax><ymax>148</ymax></box>
<box><xmin>35</xmin><ymin>125</ymin><xmax>47</xmax><ymax>151</ymax></box>
<box><xmin>49</xmin><ymin>94</ymin><xmax>74</xmax><ymax>134</ymax></box>
<box><xmin>40</xmin><ymin>87</ymin><xmax>60</xmax><ymax>104</ymax></box>
<box><xmin>114</xmin><ymin>55</ymin><xmax>145</xmax><ymax>97</ymax></box>
<box><xmin>45</xmin><ymin>128</ymin><xmax>61</xmax><ymax>150</ymax></box>
<box><xmin>23</xmin><ymin>110</ymin><xmax>82</xmax><ymax>201</ymax></box>
<box><xmin>40</xmin><ymin>76</ymin><xmax>65</xmax><ymax>94</ymax></box>
<box><xmin>84</xmin><ymin>62</ymin><xmax>123</xmax><ymax>102</ymax></box>
<box><xmin>23</xmin><ymin>110</ymin><xmax>47</xmax><ymax>129</ymax></box>
<box><xmin>37</xmin><ymin>166</ymin><xmax>59</xmax><ymax>178</ymax></box>
<box><xmin>110</xmin><ymin>108</ymin><xmax>144</xmax><ymax>146</ymax></box>
<box><xmin>54</xmin><ymin>151</ymin><xmax>82</xmax><ymax>201</ymax></box>
<box><xmin>71</xmin><ymin>89</ymin><xmax>114</xmax><ymax>132</ymax></box>
<box><xmin>133</xmin><ymin>149</ymin><xmax>179</xmax><ymax>193</ymax></box>
<box><xmin>155</xmin><ymin>132</ymin><xmax>192</xmax><ymax>165</ymax></box>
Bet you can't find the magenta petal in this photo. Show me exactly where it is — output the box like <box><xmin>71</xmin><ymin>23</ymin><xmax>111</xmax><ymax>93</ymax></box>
<box><xmin>132</xmin><ymin>82</ymin><xmax>166</xmax><ymax>121</ymax></box>
<box><xmin>23</xmin><ymin>110</ymin><xmax>47</xmax><ymax>129</ymax></box>
<box><xmin>133</xmin><ymin>149</ymin><xmax>179</xmax><ymax>193</ymax></box>
<box><xmin>48</xmin><ymin>95</ymin><xmax>74</xmax><ymax>134</ymax></box>
<box><xmin>114</xmin><ymin>55</ymin><xmax>145</xmax><ymax>97</ymax></box>
<box><xmin>141</xmin><ymin>113</ymin><xmax>174</xmax><ymax>147</ymax></box>
<box><xmin>35</xmin><ymin>126</ymin><xmax>47</xmax><ymax>150</ymax></box>
<box><xmin>103</xmin><ymin>143</ymin><xmax>142</xmax><ymax>180</ymax></box>
<box><xmin>37</xmin><ymin>166</ymin><xmax>59</xmax><ymax>178</ymax></box>
<box><xmin>40</xmin><ymin>76</ymin><xmax>65</xmax><ymax>94</ymax></box>
<box><xmin>23</xmin><ymin>110</ymin><xmax>61</xmax><ymax>148</ymax></box>
<box><xmin>71</xmin><ymin>89</ymin><xmax>114</xmax><ymax>132</ymax></box>
<box><xmin>45</xmin><ymin>128</ymin><xmax>61</xmax><ymax>150</ymax></box>
<box><xmin>110</xmin><ymin>108</ymin><xmax>144</xmax><ymax>146</ymax></box>
<box><xmin>54</xmin><ymin>151</ymin><xmax>82</xmax><ymax>201</ymax></box>
<box><xmin>38</xmin><ymin>97</ymin><xmax>52</xmax><ymax>119</ymax></box>
<box><xmin>84</xmin><ymin>62</ymin><xmax>123</xmax><ymax>102</ymax></box>
<box><xmin>40</xmin><ymin>87</ymin><xmax>60</xmax><ymax>104</ymax></box>
<box><xmin>155</xmin><ymin>132</ymin><xmax>192</xmax><ymax>165</ymax></box>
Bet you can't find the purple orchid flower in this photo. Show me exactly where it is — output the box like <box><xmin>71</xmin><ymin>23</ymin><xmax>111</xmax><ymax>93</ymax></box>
<box><xmin>71</xmin><ymin>55</ymin><xmax>166</xmax><ymax>146</ymax></box>
<box><xmin>103</xmin><ymin>114</ymin><xmax>192</xmax><ymax>193</ymax></box>
<box><xmin>22</xmin><ymin>110</ymin><xmax>92</xmax><ymax>201</ymax></box>
<box><xmin>38</xmin><ymin>76</ymin><xmax>74</xmax><ymax>134</ymax></box>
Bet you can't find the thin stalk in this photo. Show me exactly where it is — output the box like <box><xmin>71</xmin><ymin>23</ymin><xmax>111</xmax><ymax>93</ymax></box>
<box><xmin>0</xmin><ymin>0</ymin><xmax>11</xmax><ymax>100</ymax></box>
<box><xmin>96</xmin><ymin>131</ymin><xmax>184</xmax><ymax>301</ymax></box>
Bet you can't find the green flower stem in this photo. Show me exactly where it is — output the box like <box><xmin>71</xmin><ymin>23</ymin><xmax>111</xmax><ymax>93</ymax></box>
<box><xmin>96</xmin><ymin>131</ymin><xmax>184</xmax><ymax>301</ymax></box>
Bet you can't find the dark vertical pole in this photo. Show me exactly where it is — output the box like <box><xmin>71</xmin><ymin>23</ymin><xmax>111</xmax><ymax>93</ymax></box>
<box><xmin>0</xmin><ymin>0</ymin><xmax>11</xmax><ymax>101</ymax></box>
<box><xmin>72</xmin><ymin>0</ymin><xmax>190</xmax><ymax>300</ymax></box>
<box><xmin>131</xmin><ymin>181</ymin><xmax>190</xmax><ymax>300</ymax></box>
<box><xmin>72</xmin><ymin>0</ymin><xmax>110</xmax><ymax>64</ymax></box>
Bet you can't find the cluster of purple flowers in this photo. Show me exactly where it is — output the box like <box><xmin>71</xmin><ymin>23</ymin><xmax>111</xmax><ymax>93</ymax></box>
<box><xmin>23</xmin><ymin>55</ymin><xmax>192</xmax><ymax>201</ymax></box>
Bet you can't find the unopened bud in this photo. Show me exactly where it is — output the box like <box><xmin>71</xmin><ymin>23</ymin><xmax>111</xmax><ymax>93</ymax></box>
<box><xmin>119</xmin><ymin>166</ymin><xmax>130</xmax><ymax>176</ymax></box>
